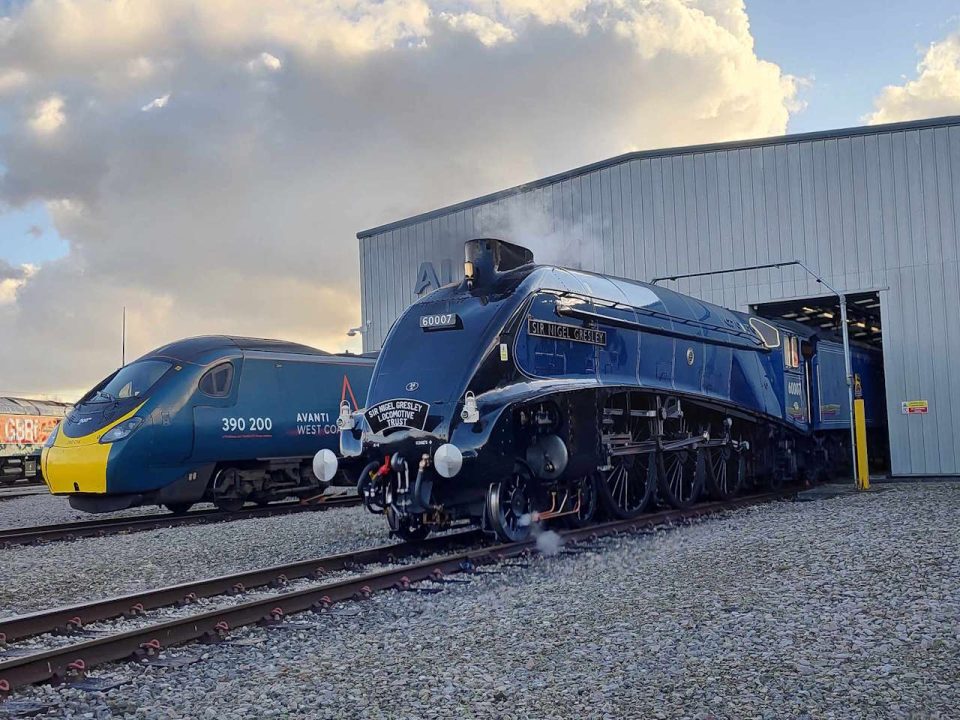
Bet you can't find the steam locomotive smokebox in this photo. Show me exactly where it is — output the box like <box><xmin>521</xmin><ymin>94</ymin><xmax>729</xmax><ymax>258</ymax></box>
<box><xmin>464</xmin><ymin>238</ymin><xmax>534</xmax><ymax>287</ymax></box>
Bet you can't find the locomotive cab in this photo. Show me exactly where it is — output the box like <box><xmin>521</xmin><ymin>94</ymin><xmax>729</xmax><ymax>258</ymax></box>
<box><xmin>42</xmin><ymin>358</ymin><xmax>181</xmax><ymax>501</ymax></box>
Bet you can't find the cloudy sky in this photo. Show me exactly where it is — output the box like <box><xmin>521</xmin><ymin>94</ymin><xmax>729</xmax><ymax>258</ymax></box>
<box><xmin>1</xmin><ymin>0</ymin><xmax>959</xmax><ymax>399</ymax></box>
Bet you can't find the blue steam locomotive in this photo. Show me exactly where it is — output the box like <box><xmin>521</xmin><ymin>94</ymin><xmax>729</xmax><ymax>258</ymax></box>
<box><xmin>328</xmin><ymin>238</ymin><xmax>884</xmax><ymax>541</ymax></box>
<box><xmin>42</xmin><ymin>336</ymin><xmax>375</xmax><ymax>513</ymax></box>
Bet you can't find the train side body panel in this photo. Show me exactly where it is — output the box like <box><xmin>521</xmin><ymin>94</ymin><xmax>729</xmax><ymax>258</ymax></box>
<box><xmin>192</xmin><ymin>354</ymin><xmax>371</xmax><ymax>463</ymax></box>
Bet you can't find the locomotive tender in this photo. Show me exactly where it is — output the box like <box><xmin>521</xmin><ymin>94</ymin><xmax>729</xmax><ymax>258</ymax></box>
<box><xmin>326</xmin><ymin>238</ymin><xmax>883</xmax><ymax>542</ymax></box>
<box><xmin>0</xmin><ymin>397</ymin><xmax>70</xmax><ymax>484</ymax></box>
<box><xmin>43</xmin><ymin>336</ymin><xmax>375</xmax><ymax>513</ymax></box>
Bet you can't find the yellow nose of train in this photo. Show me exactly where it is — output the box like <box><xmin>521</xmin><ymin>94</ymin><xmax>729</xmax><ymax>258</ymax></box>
<box><xmin>41</xmin><ymin>404</ymin><xmax>144</xmax><ymax>495</ymax></box>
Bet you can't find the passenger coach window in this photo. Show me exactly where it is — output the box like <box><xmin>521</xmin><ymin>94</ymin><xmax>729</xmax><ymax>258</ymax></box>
<box><xmin>749</xmin><ymin>318</ymin><xmax>781</xmax><ymax>349</ymax></box>
<box><xmin>199</xmin><ymin>362</ymin><xmax>234</xmax><ymax>397</ymax></box>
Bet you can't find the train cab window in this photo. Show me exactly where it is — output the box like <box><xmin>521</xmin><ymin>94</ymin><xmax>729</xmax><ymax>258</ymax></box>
<box><xmin>99</xmin><ymin>360</ymin><xmax>172</xmax><ymax>400</ymax></box>
<box><xmin>784</xmin><ymin>335</ymin><xmax>801</xmax><ymax>368</ymax></box>
<box><xmin>199</xmin><ymin>362</ymin><xmax>234</xmax><ymax>398</ymax></box>
<box><xmin>748</xmin><ymin>317</ymin><xmax>781</xmax><ymax>349</ymax></box>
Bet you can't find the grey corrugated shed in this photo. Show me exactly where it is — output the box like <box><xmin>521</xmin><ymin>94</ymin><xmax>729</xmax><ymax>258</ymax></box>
<box><xmin>357</xmin><ymin>115</ymin><xmax>960</xmax><ymax>477</ymax></box>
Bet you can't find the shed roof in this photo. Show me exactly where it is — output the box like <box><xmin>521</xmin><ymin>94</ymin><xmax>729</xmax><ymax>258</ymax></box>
<box><xmin>358</xmin><ymin>114</ymin><xmax>960</xmax><ymax>239</ymax></box>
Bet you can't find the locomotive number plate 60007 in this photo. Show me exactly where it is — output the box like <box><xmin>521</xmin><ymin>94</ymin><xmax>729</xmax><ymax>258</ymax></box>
<box><xmin>420</xmin><ymin>313</ymin><xmax>460</xmax><ymax>331</ymax></box>
<box><xmin>365</xmin><ymin>398</ymin><xmax>430</xmax><ymax>434</ymax></box>
<box><xmin>528</xmin><ymin>318</ymin><xmax>607</xmax><ymax>346</ymax></box>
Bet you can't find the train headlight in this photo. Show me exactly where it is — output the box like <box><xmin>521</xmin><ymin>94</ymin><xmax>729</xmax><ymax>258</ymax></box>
<box><xmin>433</xmin><ymin>443</ymin><xmax>463</xmax><ymax>478</ymax></box>
<box><xmin>313</xmin><ymin>448</ymin><xmax>339</xmax><ymax>483</ymax></box>
<box><xmin>99</xmin><ymin>417</ymin><xmax>144</xmax><ymax>444</ymax></box>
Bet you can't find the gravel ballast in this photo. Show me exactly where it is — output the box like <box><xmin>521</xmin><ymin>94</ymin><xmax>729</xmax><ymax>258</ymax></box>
<box><xmin>0</xmin><ymin>503</ymin><xmax>388</xmax><ymax>615</ymax></box>
<box><xmin>0</xmin><ymin>493</ymin><xmax>163</xmax><ymax>531</ymax></box>
<box><xmin>4</xmin><ymin>480</ymin><xmax>959</xmax><ymax>719</ymax></box>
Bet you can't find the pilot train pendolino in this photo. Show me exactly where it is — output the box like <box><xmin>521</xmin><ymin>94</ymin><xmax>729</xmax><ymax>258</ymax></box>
<box><xmin>42</xmin><ymin>336</ymin><xmax>375</xmax><ymax>513</ymax></box>
<box><xmin>326</xmin><ymin>238</ymin><xmax>884</xmax><ymax>541</ymax></box>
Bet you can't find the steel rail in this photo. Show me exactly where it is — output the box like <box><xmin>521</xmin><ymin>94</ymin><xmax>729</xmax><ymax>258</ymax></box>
<box><xmin>0</xmin><ymin>490</ymin><xmax>791</xmax><ymax>696</ymax></box>
<box><xmin>0</xmin><ymin>494</ymin><xmax>362</xmax><ymax>546</ymax></box>
<box><xmin>0</xmin><ymin>530</ymin><xmax>482</xmax><ymax>644</ymax></box>
<box><xmin>0</xmin><ymin>487</ymin><xmax>47</xmax><ymax>502</ymax></box>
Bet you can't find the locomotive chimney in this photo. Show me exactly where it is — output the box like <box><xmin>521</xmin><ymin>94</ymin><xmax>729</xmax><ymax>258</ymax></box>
<box><xmin>463</xmin><ymin>238</ymin><xmax>534</xmax><ymax>290</ymax></box>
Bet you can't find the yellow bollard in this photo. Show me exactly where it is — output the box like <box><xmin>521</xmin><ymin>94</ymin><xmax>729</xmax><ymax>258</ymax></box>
<box><xmin>854</xmin><ymin>397</ymin><xmax>870</xmax><ymax>490</ymax></box>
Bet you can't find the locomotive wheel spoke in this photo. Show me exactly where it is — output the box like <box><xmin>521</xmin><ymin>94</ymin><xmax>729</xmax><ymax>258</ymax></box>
<box><xmin>597</xmin><ymin>454</ymin><xmax>655</xmax><ymax>519</ymax></box>
<box><xmin>567</xmin><ymin>473</ymin><xmax>599</xmax><ymax>527</ymax></box>
<box><xmin>487</xmin><ymin>470</ymin><xmax>533</xmax><ymax>542</ymax></box>
<box><xmin>706</xmin><ymin>445</ymin><xmax>745</xmax><ymax>500</ymax></box>
<box><xmin>656</xmin><ymin>448</ymin><xmax>703</xmax><ymax>509</ymax></box>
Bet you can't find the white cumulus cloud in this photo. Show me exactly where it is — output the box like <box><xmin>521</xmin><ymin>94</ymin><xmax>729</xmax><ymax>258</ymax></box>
<box><xmin>867</xmin><ymin>29</ymin><xmax>960</xmax><ymax>124</ymax></box>
<box><xmin>28</xmin><ymin>95</ymin><xmax>66</xmax><ymax>134</ymax></box>
<box><xmin>0</xmin><ymin>0</ymin><xmax>799</xmax><ymax>396</ymax></box>
<box><xmin>141</xmin><ymin>93</ymin><xmax>170</xmax><ymax>111</ymax></box>
<box><xmin>248</xmin><ymin>51</ymin><xmax>283</xmax><ymax>72</ymax></box>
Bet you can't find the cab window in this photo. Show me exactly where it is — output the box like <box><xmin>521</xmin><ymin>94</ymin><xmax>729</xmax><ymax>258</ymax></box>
<box><xmin>784</xmin><ymin>335</ymin><xmax>801</xmax><ymax>369</ymax></box>
<box><xmin>748</xmin><ymin>317</ymin><xmax>781</xmax><ymax>349</ymax></box>
<box><xmin>99</xmin><ymin>360</ymin><xmax>172</xmax><ymax>400</ymax></box>
<box><xmin>199</xmin><ymin>362</ymin><xmax>234</xmax><ymax>397</ymax></box>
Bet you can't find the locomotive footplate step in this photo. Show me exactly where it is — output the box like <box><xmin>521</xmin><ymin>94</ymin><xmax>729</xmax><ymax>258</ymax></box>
<box><xmin>0</xmin><ymin>700</ymin><xmax>57</xmax><ymax>718</ymax></box>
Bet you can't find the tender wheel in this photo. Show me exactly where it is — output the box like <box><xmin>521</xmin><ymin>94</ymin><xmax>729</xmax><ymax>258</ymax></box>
<box><xmin>486</xmin><ymin>468</ymin><xmax>533</xmax><ymax>542</ymax></box>
<box><xmin>385</xmin><ymin>505</ymin><xmax>430</xmax><ymax>541</ymax></box>
<box><xmin>597</xmin><ymin>454</ymin><xmax>656</xmax><ymax>519</ymax></box>
<box><xmin>567</xmin><ymin>473</ymin><xmax>600</xmax><ymax>527</ymax></box>
<box><xmin>657</xmin><ymin>448</ymin><xmax>704</xmax><ymax>508</ymax></box>
<box><xmin>164</xmin><ymin>502</ymin><xmax>194</xmax><ymax>515</ymax></box>
<box><xmin>705</xmin><ymin>445</ymin><xmax>744</xmax><ymax>500</ymax></box>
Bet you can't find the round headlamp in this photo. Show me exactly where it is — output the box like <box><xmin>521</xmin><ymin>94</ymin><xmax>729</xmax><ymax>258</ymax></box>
<box><xmin>313</xmin><ymin>448</ymin><xmax>339</xmax><ymax>483</ymax></box>
<box><xmin>433</xmin><ymin>443</ymin><xmax>463</xmax><ymax>478</ymax></box>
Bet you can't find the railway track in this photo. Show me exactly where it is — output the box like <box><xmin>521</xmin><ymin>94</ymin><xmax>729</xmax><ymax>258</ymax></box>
<box><xmin>0</xmin><ymin>489</ymin><xmax>792</xmax><ymax>698</ymax></box>
<box><xmin>0</xmin><ymin>493</ymin><xmax>362</xmax><ymax>547</ymax></box>
<box><xmin>0</xmin><ymin>486</ymin><xmax>46</xmax><ymax>503</ymax></box>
